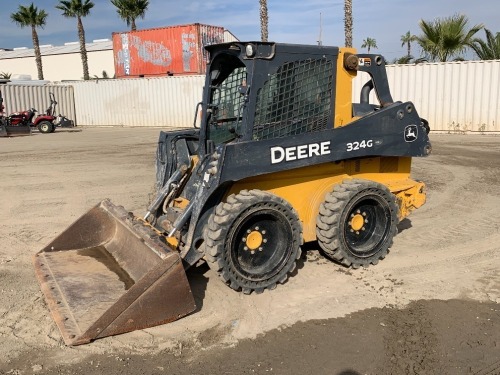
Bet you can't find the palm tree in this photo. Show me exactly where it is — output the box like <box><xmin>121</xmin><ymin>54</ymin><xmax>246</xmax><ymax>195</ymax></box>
<box><xmin>393</xmin><ymin>55</ymin><xmax>414</xmax><ymax>64</ymax></box>
<box><xmin>344</xmin><ymin>0</ymin><xmax>353</xmax><ymax>47</ymax></box>
<box><xmin>259</xmin><ymin>0</ymin><xmax>268</xmax><ymax>42</ymax></box>
<box><xmin>56</xmin><ymin>0</ymin><xmax>94</xmax><ymax>80</ymax></box>
<box><xmin>361</xmin><ymin>37</ymin><xmax>377</xmax><ymax>53</ymax></box>
<box><xmin>416</xmin><ymin>14</ymin><xmax>482</xmax><ymax>62</ymax></box>
<box><xmin>470</xmin><ymin>28</ymin><xmax>500</xmax><ymax>60</ymax></box>
<box><xmin>11</xmin><ymin>4</ymin><xmax>48</xmax><ymax>80</ymax></box>
<box><xmin>401</xmin><ymin>31</ymin><xmax>416</xmax><ymax>58</ymax></box>
<box><xmin>111</xmin><ymin>0</ymin><xmax>149</xmax><ymax>31</ymax></box>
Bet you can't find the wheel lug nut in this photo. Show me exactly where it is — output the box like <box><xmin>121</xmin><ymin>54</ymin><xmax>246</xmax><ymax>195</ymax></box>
<box><xmin>242</xmin><ymin>238</ymin><xmax>246</xmax><ymax>242</ymax></box>
<box><xmin>258</xmin><ymin>247</ymin><xmax>263</xmax><ymax>251</ymax></box>
<box><xmin>251</xmin><ymin>250</ymin><xmax>255</xmax><ymax>255</ymax></box>
<box><xmin>244</xmin><ymin>246</ymin><xmax>248</xmax><ymax>250</ymax></box>
<box><xmin>255</xmin><ymin>226</ymin><xmax>259</xmax><ymax>230</ymax></box>
<box><xmin>350</xmin><ymin>229</ymin><xmax>354</xmax><ymax>233</ymax></box>
<box><xmin>356</xmin><ymin>231</ymin><xmax>360</xmax><ymax>235</ymax></box>
<box><xmin>362</xmin><ymin>227</ymin><xmax>365</xmax><ymax>231</ymax></box>
<box><xmin>262</xmin><ymin>230</ymin><xmax>266</xmax><ymax>235</ymax></box>
<box><xmin>365</xmin><ymin>219</ymin><xmax>368</xmax><ymax>223</ymax></box>
<box><xmin>263</xmin><ymin>239</ymin><xmax>267</xmax><ymax>243</ymax></box>
<box><xmin>247</xmin><ymin>229</ymin><xmax>251</xmax><ymax>234</ymax></box>
<box><xmin>362</xmin><ymin>212</ymin><xmax>367</xmax><ymax>216</ymax></box>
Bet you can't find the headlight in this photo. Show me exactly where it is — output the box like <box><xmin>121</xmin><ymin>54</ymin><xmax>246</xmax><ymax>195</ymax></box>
<box><xmin>245</xmin><ymin>44</ymin><xmax>256</xmax><ymax>57</ymax></box>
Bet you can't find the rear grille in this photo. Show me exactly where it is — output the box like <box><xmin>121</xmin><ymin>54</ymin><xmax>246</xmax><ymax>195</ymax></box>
<box><xmin>380</xmin><ymin>157</ymin><xmax>399</xmax><ymax>173</ymax></box>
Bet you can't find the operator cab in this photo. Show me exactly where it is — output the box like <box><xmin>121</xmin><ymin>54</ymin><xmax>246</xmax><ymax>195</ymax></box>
<box><xmin>202</xmin><ymin>42</ymin><xmax>339</xmax><ymax>150</ymax></box>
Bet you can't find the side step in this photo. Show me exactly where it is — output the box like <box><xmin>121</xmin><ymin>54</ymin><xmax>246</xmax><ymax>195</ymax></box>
<box><xmin>33</xmin><ymin>199</ymin><xmax>196</xmax><ymax>346</ymax></box>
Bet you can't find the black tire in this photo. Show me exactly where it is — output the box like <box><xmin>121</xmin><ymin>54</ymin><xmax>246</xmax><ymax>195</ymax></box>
<box><xmin>38</xmin><ymin>121</ymin><xmax>53</xmax><ymax>134</ymax></box>
<box><xmin>316</xmin><ymin>179</ymin><xmax>399</xmax><ymax>268</ymax></box>
<box><xmin>204</xmin><ymin>189</ymin><xmax>303</xmax><ymax>294</ymax></box>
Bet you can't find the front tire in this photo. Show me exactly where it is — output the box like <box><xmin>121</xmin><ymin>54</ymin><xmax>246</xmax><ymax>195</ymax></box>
<box><xmin>38</xmin><ymin>121</ymin><xmax>53</xmax><ymax>134</ymax></box>
<box><xmin>204</xmin><ymin>190</ymin><xmax>303</xmax><ymax>294</ymax></box>
<box><xmin>316</xmin><ymin>179</ymin><xmax>399</xmax><ymax>268</ymax></box>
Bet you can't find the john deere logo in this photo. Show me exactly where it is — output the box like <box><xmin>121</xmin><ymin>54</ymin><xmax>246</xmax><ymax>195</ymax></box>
<box><xmin>404</xmin><ymin>125</ymin><xmax>418</xmax><ymax>142</ymax></box>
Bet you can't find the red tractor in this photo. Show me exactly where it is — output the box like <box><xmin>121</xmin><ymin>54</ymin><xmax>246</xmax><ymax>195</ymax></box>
<box><xmin>0</xmin><ymin>88</ymin><xmax>32</xmax><ymax>137</ymax></box>
<box><xmin>2</xmin><ymin>92</ymin><xmax>74</xmax><ymax>134</ymax></box>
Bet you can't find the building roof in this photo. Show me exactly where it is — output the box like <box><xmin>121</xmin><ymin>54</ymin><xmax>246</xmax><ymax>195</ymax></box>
<box><xmin>0</xmin><ymin>40</ymin><xmax>112</xmax><ymax>60</ymax></box>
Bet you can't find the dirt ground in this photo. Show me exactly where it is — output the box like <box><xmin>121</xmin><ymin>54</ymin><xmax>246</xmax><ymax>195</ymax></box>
<box><xmin>1</xmin><ymin>128</ymin><xmax>500</xmax><ymax>375</ymax></box>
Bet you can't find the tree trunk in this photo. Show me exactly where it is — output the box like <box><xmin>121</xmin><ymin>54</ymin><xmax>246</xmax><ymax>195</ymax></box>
<box><xmin>31</xmin><ymin>25</ymin><xmax>44</xmax><ymax>80</ymax></box>
<box><xmin>77</xmin><ymin>16</ymin><xmax>90</xmax><ymax>80</ymax></box>
<box><xmin>344</xmin><ymin>0</ymin><xmax>353</xmax><ymax>47</ymax></box>
<box><xmin>407</xmin><ymin>42</ymin><xmax>411</xmax><ymax>57</ymax></box>
<box><xmin>131</xmin><ymin>19</ymin><xmax>136</xmax><ymax>31</ymax></box>
<box><xmin>259</xmin><ymin>0</ymin><xmax>269</xmax><ymax>42</ymax></box>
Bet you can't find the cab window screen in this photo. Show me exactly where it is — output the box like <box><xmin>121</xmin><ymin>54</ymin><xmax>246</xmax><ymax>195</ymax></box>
<box><xmin>253</xmin><ymin>58</ymin><xmax>333</xmax><ymax>140</ymax></box>
<box><xmin>208</xmin><ymin>67</ymin><xmax>247</xmax><ymax>144</ymax></box>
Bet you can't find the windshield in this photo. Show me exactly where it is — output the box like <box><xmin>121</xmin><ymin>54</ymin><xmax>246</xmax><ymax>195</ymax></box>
<box><xmin>206</xmin><ymin>57</ymin><xmax>247</xmax><ymax>145</ymax></box>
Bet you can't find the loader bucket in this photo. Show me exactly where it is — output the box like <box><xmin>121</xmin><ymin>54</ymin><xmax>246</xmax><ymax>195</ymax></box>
<box><xmin>33</xmin><ymin>199</ymin><xmax>196</xmax><ymax>346</ymax></box>
<box><xmin>0</xmin><ymin>124</ymin><xmax>32</xmax><ymax>137</ymax></box>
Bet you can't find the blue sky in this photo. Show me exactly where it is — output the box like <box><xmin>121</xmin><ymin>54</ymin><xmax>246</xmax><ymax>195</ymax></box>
<box><xmin>0</xmin><ymin>0</ymin><xmax>498</xmax><ymax>61</ymax></box>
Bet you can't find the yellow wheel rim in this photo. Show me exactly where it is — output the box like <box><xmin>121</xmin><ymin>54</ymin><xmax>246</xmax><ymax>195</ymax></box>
<box><xmin>350</xmin><ymin>214</ymin><xmax>365</xmax><ymax>231</ymax></box>
<box><xmin>246</xmin><ymin>231</ymin><xmax>263</xmax><ymax>250</ymax></box>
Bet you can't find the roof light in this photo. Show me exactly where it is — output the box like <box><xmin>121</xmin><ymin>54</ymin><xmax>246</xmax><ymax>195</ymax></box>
<box><xmin>245</xmin><ymin>44</ymin><xmax>256</xmax><ymax>58</ymax></box>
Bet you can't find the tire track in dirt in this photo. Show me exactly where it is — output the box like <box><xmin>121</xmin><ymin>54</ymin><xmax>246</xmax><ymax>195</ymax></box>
<box><xmin>378</xmin><ymin>301</ymin><xmax>445</xmax><ymax>374</ymax></box>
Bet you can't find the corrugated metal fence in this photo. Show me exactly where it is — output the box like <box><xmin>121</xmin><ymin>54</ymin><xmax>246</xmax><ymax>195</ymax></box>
<box><xmin>355</xmin><ymin>59</ymin><xmax>500</xmax><ymax>132</ymax></box>
<box><xmin>3</xmin><ymin>59</ymin><xmax>499</xmax><ymax>132</ymax></box>
<box><xmin>69</xmin><ymin>75</ymin><xmax>204</xmax><ymax>127</ymax></box>
<box><xmin>1</xmin><ymin>85</ymin><xmax>76</xmax><ymax>124</ymax></box>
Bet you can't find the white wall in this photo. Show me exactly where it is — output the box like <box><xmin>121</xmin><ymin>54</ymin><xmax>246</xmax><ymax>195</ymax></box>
<box><xmin>70</xmin><ymin>75</ymin><xmax>205</xmax><ymax>127</ymax></box>
<box><xmin>1</xmin><ymin>85</ymin><xmax>76</xmax><ymax>124</ymax></box>
<box><xmin>355</xmin><ymin>60</ymin><xmax>500</xmax><ymax>132</ymax></box>
<box><xmin>0</xmin><ymin>49</ymin><xmax>115</xmax><ymax>82</ymax></box>
<box><xmin>3</xmin><ymin>59</ymin><xmax>500</xmax><ymax>132</ymax></box>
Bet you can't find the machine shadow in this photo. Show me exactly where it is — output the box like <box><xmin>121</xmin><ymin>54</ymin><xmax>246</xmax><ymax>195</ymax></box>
<box><xmin>397</xmin><ymin>218</ymin><xmax>413</xmax><ymax>234</ymax></box>
<box><xmin>185</xmin><ymin>262</ymin><xmax>210</xmax><ymax>312</ymax></box>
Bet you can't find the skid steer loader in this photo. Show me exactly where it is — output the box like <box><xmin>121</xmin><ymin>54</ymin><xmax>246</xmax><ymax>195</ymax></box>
<box><xmin>34</xmin><ymin>42</ymin><xmax>431</xmax><ymax>345</ymax></box>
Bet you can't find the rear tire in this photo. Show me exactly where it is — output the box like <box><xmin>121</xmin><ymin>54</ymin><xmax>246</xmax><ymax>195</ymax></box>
<box><xmin>316</xmin><ymin>179</ymin><xmax>398</xmax><ymax>268</ymax></box>
<box><xmin>38</xmin><ymin>121</ymin><xmax>53</xmax><ymax>134</ymax></box>
<box><xmin>204</xmin><ymin>190</ymin><xmax>302</xmax><ymax>294</ymax></box>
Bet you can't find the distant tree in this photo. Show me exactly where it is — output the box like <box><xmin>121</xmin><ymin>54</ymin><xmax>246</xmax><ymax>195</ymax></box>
<box><xmin>10</xmin><ymin>3</ymin><xmax>48</xmax><ymax>80</ymax></box>
<box><xmin>110</xmin><ymin>0</ymin><xmax>149</xmax><ymax>31</ymax></box>
<box><xmin>361</xmin><ymin>37</ymin><xmax>377</xmax><ymax>52</ymax></box>
<box><xmin>0</xmin><ymin>72</ymin><xmax>12</xmax><ymax>79</ymax></box>
<box><xmin>416</xmin><ymin>14</ymin><xmax>482</xmax><ymax>62</ymax></box>
<box><xmin>56</xmin><ymin>0</ymin><xmax>95</xmax><ymax>80</ymax></box>
<box><xmin>470</xmin><ymin>28</ymin><xmax>500</xmax><ymax>60</ymax></box>
<box><xmin>401</xmin><ymin>31</ymin><xmax>417</xmax><ymax>58</ymax></box>
<box><xmin>259</xmin><ymin>0</ymin><xmax>268</xmax><ymax>42</ymax></box>
<box><xmin>344</xmin><ymin>0</ymin><xmax>353</xmax><ymax>47</ymax></box>
<box><xmin>392</xmin><ymin>55</ymin><xmax>414</xmax><ymax>64</ymax></box>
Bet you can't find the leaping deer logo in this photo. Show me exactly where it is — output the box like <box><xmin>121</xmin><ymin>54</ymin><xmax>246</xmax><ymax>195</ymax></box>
<box><xmin>404</xmin><ymin>125</ymin><xmax>418</xmax><ymax>142</ymax></box>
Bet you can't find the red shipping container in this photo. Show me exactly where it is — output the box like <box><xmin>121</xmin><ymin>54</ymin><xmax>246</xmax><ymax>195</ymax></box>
<box><xmin>112</xmin><ymin>23</ymin><xmax>225</xmax><ymax>78</ymax></box>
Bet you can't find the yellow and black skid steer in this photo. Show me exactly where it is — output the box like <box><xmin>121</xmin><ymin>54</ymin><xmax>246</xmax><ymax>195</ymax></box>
<box><xmin>34</xmin><ymin>42</ymin><xmax>431</xmax><ymax>345</ymax></box>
